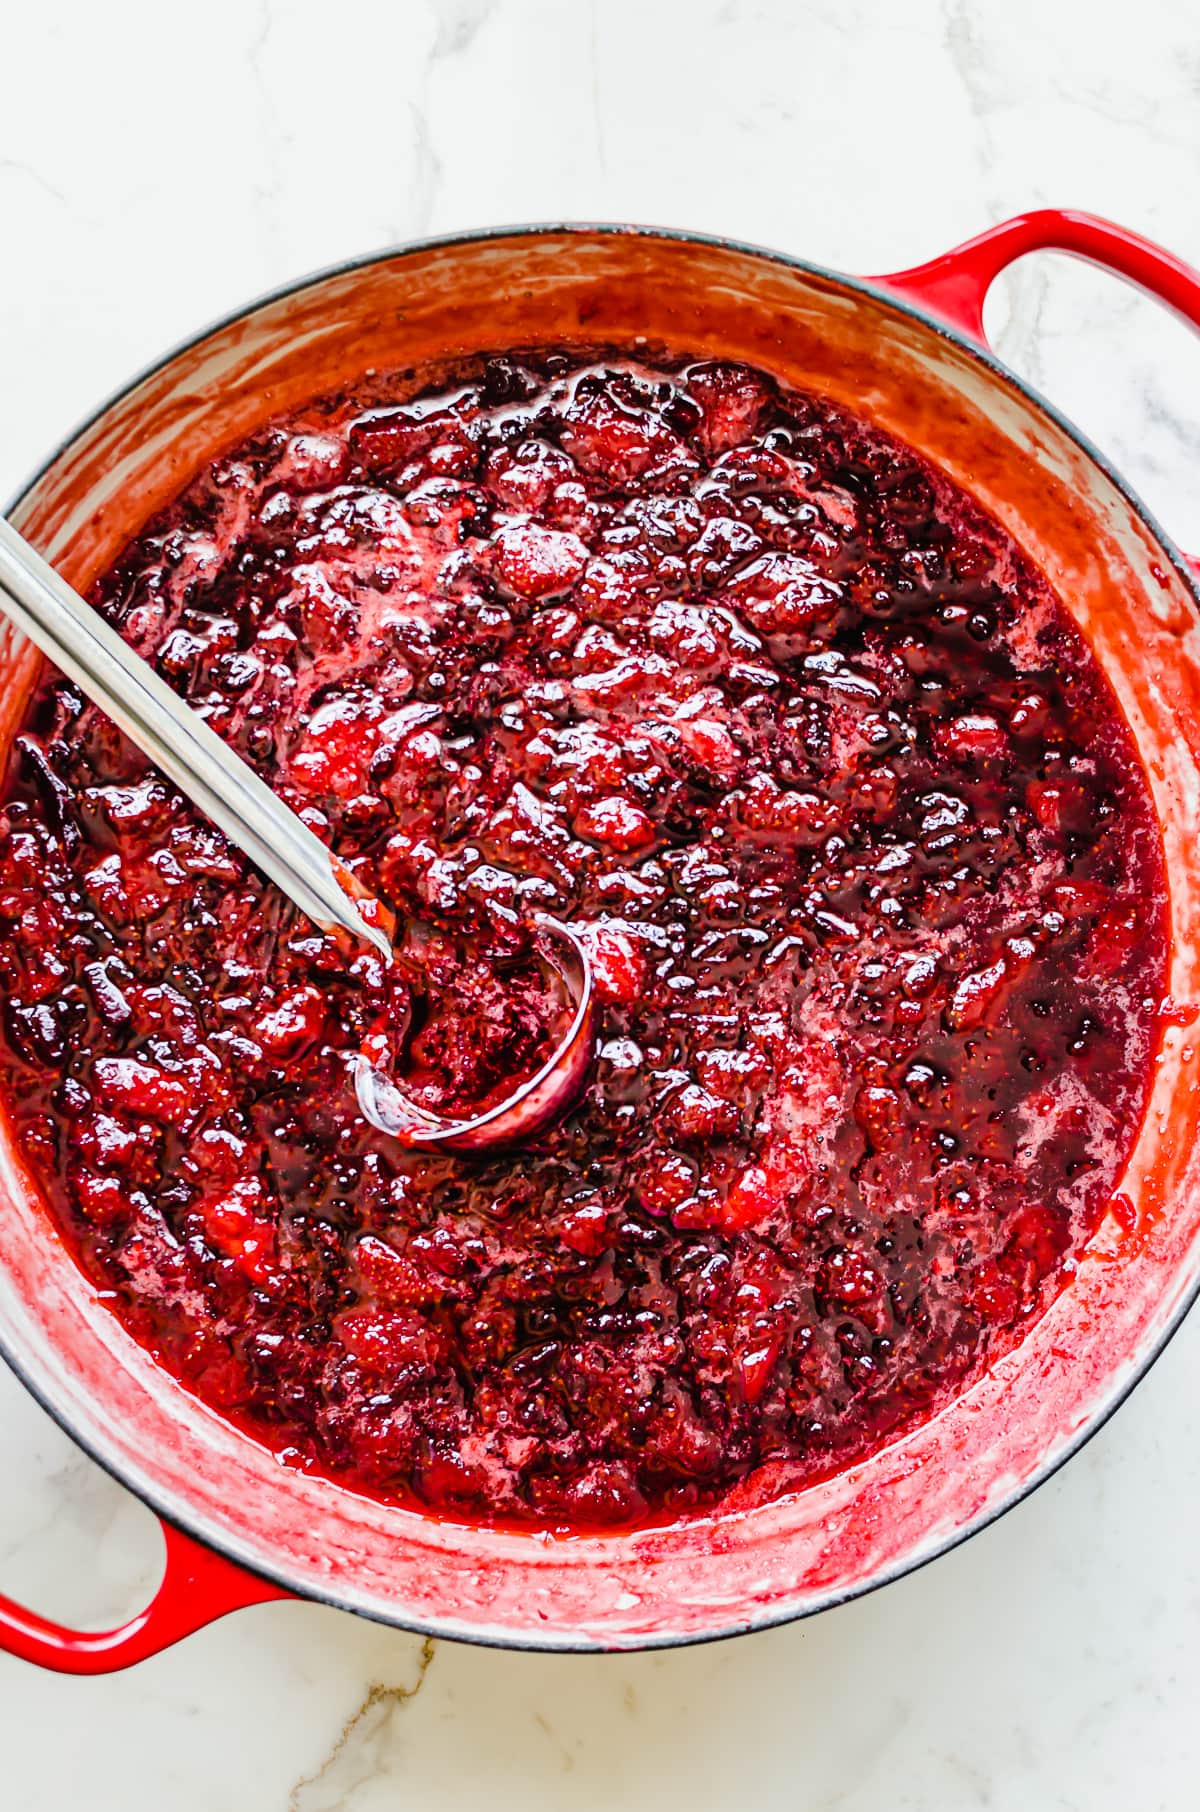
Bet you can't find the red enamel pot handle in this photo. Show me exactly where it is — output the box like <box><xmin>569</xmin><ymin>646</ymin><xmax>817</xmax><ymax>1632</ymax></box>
<box><xmin>875</xmin><ymin>207</ymin><xmax>1200</xmax><ymax>578</ymax></box>
<box><xmin>0</xmin><ymin>1519</ymin><xmax>289</xmax><ymax>1675</ymax></box>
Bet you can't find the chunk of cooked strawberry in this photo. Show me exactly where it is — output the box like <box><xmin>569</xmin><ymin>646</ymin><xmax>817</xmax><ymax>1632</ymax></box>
<box><xmin>202</xmin><ymin>1176</ymin><xmax>279</xmax><ymax>1287</ymax></box>
<box><xmin>686</xmin><ymin>361</ymin><xmax>773</xmax><ymax>454</ymax></box>
<box><xmin>853</xmin><ymin>1083</ymin><xmax>903</xmax><ymax>1148</ymax></box>
<box><xmin>494</xmin><ymin>523</ymin><xmax>589</xmax><ymax>598</ymax></box>
<box><xmin>944</xmin><ymin>958</ymin><xmax>1007</xmax><ymax>1031</ymax></box>
<box><xmin>675</xmin><ymin>712</ymin><xmax>743</xmax><ymax>779</ymax></box>
<box><xmin>645</xmin><ymin>600</ymin><xmax>726</xmax><ymax>669</ymax></box>
<box><xmin>1026</xmin><ymin>775</ymin><xmax>1093</xmax><ymax>834</ymax></box>
<box><xmin>554</xmin><ymin>1461</ymin><xmax>647</xmax><ymax>1526</ymax></box>
<box><xmin>633</xmin><ymin>1149</ymin><xmax>696</xmax><ymax>1214</ymax></box>
<box><xmin>356</xmin><ymin>1234</ymin><xmax>443</xmax><ymax>1307</ymax></box>
<box><xmin>1089</xmin><ymin>902</ymin><xmax>1144</xmax><ymax>975</ymax></box>
<box><xmin>935</xmin><ymin>713</ymin><xmax>1008</xmax><ymax>762</ymax></box>
<box><xmin>724</xmin><ymin>551</ymin><xmax>842</xmax><ymax>637</ymax></box>
<box><xmin>557</xmin><ymin>1199</ymin><xmax>610</xmax><ymax>1257</ymax></box>
<box><xmin>70</xmin><ymin>1165</ymin><xmax>129</xmax><ymax>1226</ymax></box>
<box><xmin>737</xmin><ymin>1326</ymin><xmax>786</xmax><ymax>1403</ymax></box>
<box><xmin>1001</xmin><ymin>1204</ymin><xmax>1070</xmax><ymax>1284</ymax></box>
<box><xmin>736</xmin><ymin>773</ymin><xmax>840</xmax><ymax>842</ymax></box>
<box><xmin>560</xmin><ymin>387</ymin><xmax>680</xmax><ymax>481</ymax></box>
<box><xmin>662</xmin><ymin>1082</ymin><xmax>740</xmax><ymax>1142</ymax></box>
<box><xmin>966</xmin><ymin>1262</ymin><xmax>1021</xmax><ymax>1325</ymax></box>
<box><xmin>92</xmin><ymin>1057</ymin><xmax>195</xmax><ymax>1126</ymax></box>
<box><xmin>819</xmin><ymin>1247</ymin><xmax>881</xmax><ymax>1308</ymax></box>
<box><xmin>71</xmin><ymin>1112</ymin><xmax>141</xmax><ymax>1172</ymax></box>
<box><xmin>581</xmin><ymin>923</ymin><xmax>646</xmax><ymax>1004</ymax></box>
<box><xmin>290</xmin><ymin>694</ymin><xmax>383</xmax><ymax>798</ymax></box>
<box><xmin>337</xmin><ymin>1307</ymin><xmax>446</xmax><ymax>1377</ymax></box>
<box><xmin>348</xmin><ymin>404</ymin><xmax>473</xmax><ymax>473</ymax></box>
<box><xmin>718</xmin><ymin>1163</ymin><xmax>778</xmax><ymax>1232</ymax></box>
<box><xmin>288</xmin><ymin>564</ymin><xmax>358</xmax><ymax>653</ymax></box>
<box><xmin>574</xmin><ymin>796</ymin><xmax>655</xmax><ymax>852</ymax></box>
<box><xmin>253</xmin><ymin>985</ymin><xmax>325</xmax><ymax>1056</ymax></box>
<box><xmin>485</xmin><ymin>440</ymin><xmax>577</xmax><ymax>510</ymax></box>
<box><xmin>279</xmin><ymin>431</ymin><xmax>348</xmax><ymax>490</ymax></box>
<box><xmin>696</xmin><ymin>1044</ymin><xmax>770</xmax><ymax>1104</ymax></box>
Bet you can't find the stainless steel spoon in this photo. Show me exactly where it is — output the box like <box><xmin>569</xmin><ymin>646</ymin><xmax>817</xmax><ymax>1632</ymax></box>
<box><xmin>0</xmin><ymin>516</ymin><xmax>593</xmax><ymax>1146</ymax></box>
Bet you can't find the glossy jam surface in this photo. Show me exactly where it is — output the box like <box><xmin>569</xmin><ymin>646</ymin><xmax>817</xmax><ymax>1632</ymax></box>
<box><xmin>0</xmin><ymin>352</ymin><xmax>1167</xmax><ymax>1527</ymax></box>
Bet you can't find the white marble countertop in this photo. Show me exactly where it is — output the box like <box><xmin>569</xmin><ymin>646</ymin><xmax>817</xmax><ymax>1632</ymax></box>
<box><xmin>2</xmin><ymin>1</ymin><xmax>1200</xmax><ymax>1805</ymax></box>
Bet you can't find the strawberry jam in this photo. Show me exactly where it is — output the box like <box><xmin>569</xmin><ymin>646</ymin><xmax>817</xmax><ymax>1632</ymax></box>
<box><xmin>0</xmin><ymin>351</ymin><xmax>1168</xmax><ymax>1527</ymax></box>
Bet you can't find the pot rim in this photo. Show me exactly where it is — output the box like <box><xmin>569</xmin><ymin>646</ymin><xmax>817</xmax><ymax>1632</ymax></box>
<box><xmin>3</xmin><ymin>219</ymin><xmax>1198</xmax><ymax>1654</ymax></box>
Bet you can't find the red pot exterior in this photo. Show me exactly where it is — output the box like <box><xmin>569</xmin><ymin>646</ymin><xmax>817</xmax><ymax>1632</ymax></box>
<box><xmin>2</xmin><ymin>213</ymin><xmax>1200</xmax><ymax>1669</ymax></box>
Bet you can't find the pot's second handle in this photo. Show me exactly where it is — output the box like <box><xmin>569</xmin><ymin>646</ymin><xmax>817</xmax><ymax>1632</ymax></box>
<box><xmin>875</xmin><ymin>208</ymin><xmax>1200</xmax><ymax>578</ymax></box>
<box><xmin>0</xmin><ymin>1518</ymin><xmax>289</xmax><ymax>1674</ymax></box>
<box><xmin>875</xmin><ymin>207</ymin><xmax>1200</xmax><ymax>343</ymax></box>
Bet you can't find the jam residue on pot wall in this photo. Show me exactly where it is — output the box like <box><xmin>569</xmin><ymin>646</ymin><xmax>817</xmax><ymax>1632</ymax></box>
<box><xmin>0</xmin><ymin>350</ymin><xmax>1167</xmax><ymax>1527</ymax></box>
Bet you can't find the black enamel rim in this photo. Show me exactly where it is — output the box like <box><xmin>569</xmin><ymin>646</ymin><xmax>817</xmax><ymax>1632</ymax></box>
<box><xmin>2</xmin><ymin>220</ymin><xmax>1199</xmax><ymax>1656</ymax></box>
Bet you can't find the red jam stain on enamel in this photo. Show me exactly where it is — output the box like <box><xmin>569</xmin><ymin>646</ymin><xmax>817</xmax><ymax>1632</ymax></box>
<box><xmin>0</xmin><ymin>351</ymin><xmax>1168</xmax><ymax>1528</ymax></box>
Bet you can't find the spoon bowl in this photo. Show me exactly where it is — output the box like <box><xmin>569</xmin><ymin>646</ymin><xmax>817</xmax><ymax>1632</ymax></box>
<box><xmin>354</xmin><ymin>913</ymin><xmax>596</xmax><ymax>1149</ymax></box>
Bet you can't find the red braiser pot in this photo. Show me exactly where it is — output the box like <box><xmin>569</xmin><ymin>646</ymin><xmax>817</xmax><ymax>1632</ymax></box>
<box><xmin>1</xmin><ymin>210</ymin><xmax>1199</xmax><ymax>1672</ymax></box>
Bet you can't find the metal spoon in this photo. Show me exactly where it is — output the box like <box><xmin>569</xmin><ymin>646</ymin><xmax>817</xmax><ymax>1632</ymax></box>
<box><xmin>0</xmin><ymin>516</ymin><xmax>593</xmax><ymax>1147</ymax></box>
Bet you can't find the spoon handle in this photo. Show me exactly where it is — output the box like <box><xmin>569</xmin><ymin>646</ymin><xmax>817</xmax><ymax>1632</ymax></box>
<box><xmin>0</xmin><ymin>517</ymin><xmax>391</xmax><ymax>960</ymax></box>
